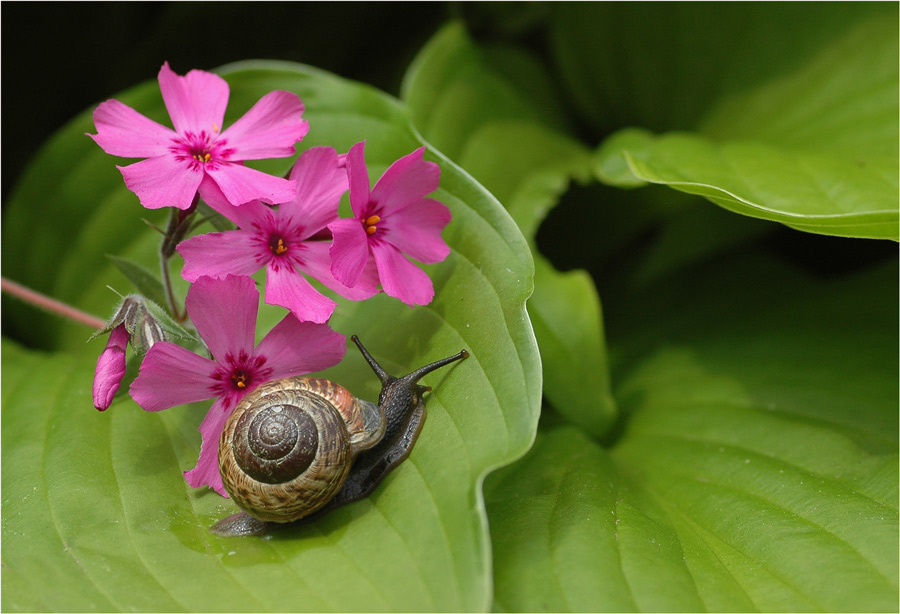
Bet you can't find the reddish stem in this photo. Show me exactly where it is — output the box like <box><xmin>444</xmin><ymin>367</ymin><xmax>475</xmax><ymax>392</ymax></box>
<box><xmin>1</xmin><ymin>277</ymin><xmax>106</xmax><ymax>330</ymax></box>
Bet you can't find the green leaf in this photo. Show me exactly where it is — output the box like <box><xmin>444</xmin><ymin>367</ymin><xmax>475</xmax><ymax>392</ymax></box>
<box><xmin>405</xmin><ymin>22</ymin><xmax>617</xmax><ymax>435</ymax></box>
<box><xmin>486</xmin><ymin>256</ymin><xmax>898</xmax><ymax>612</ymax></box>
<box><xmin>529</xmin><ymin>258</ymin><xmax>615</xmax><ymax>437</ymax></box>
<box><xmin>549</xmin><ymin>3</ymin><xmax>895</xmax><ymax>135</ymax></box>
<box><xmin>594</xmin><ymin>14</ymin><xmax>898</xmax><ymax>240</ymax></box>
<box><xmin>105</xmin><ymin>254</ymin><xmax>168</xmax><ymax>309</ymax></box>
<box><xmin>615</xmin><ymin>131</ymin><xmax>898</xmax><ymax>240</ymax></box>
<box><xmin>1</xmin><ymin>61</ymin><xmax>540</xmax><ymax>612</ymax></box>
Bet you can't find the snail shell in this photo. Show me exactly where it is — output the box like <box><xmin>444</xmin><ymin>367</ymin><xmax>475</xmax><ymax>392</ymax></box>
<box><xmin>219</xmin><ymin>377</ymin><xmax>385</xmax><ymax>523</ymax></box>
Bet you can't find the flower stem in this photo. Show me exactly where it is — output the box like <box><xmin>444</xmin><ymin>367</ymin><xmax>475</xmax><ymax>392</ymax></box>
<box><xmin>1</xmin><ymin>277</ymin><xmax>106</xmax><ymax>329</ymax></box>
<box><xmin>159</xmin><ymin>248</ymin><xmax>184</xmax><ymax>323</ymax></box>
<box><xmin>159</xmin><ymin>201</ymin><xmax>198</xmax><ymax>323</ymax></box>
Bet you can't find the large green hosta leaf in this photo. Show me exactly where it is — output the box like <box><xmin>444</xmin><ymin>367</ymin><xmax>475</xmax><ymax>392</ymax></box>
<box><xmin>485</xmin><ymin>255</ymin><xmax>898</xmax><ymax>612</ymax></box>
<box><xmin>404</xmin><ymin>23</ymin><xmax>616</xmax><ymax>437</ymax></box>
<box><xmin>568</xmin><ymin>5</ymin><xmax>898</xmax><ymax>240</ymax></box>
<box><xmin>549</xmin><ymin>3</ymin><xmax>895</xmax><ymax>136</ymax></box>
<box><xmin>1</xmin><ymin>61</ymin><xmax>540</xmax><ymax>612</ymax></box>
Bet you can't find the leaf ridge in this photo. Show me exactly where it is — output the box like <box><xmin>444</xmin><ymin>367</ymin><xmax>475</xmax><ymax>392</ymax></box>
<box><xmin>44</xmin><ymin>362</ymin><xmax>159</xmax><ymax>611</ymax></box>
<box><xmin>637</xmin><ymin>429</ymin><xmax>897</xmax><ymax>514</ymax></box>
<box><xmin>633</xmin><ymin>437</ymin><xmax>897</xmax><ymax>590</ymax></box>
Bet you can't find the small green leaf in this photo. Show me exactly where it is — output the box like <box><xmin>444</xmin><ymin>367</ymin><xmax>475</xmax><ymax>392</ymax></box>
<box><xmin>486</xmin><ymin>255</ymin><xmax>899</xmax><ymax>612</ymax></box>
<box><xmin>141</xmin><ymin>298</ymin><xmax>195</xmax><ymax>345</ymax></box>
<box><xmin>105</xmin><ymin>254</ymin><xmax>168</xmax><ymax>308</ymax></box>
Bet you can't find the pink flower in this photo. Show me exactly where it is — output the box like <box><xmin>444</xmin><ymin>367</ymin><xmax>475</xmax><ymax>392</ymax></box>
<box><xmin>329</xmin><ymin>142</ymin><xmax>451</xmax><ymax>306</ymax></box>
<box><xmin>177</xmin><ymin>147</ymin><xmax>379</xmax><ymax>323</ymax></box>
<box><xmin>92</xmin><ymin>323</ymin><xmax>129</xmax><ymax>411</ymax></box>
<box><xmin>129</xmin><ymin>274</ymin><xmax>345</xmax><ymax>495</ymax></box>
<box><xmin>88</xmin><ymin>62</ymin><xmax>308</xmax><ymax>210</ymax></box>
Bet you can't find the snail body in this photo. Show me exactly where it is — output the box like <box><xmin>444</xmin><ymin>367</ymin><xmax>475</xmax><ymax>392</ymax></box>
<box><xmin>210</xmin><ymin>335</ymin><xmax>468</xmax><ymax>537</ymax></box>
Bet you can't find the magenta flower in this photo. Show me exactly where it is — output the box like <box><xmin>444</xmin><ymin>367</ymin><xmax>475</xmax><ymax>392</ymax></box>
<box><xmin>88</xmin><ymin>62</ymin><xmax>308</xmax><ymax>210</ymax></box>
<box><xmin>129</xmin><ymin>274</ymin><xmax>346</xmax><ymax>495</ymax></box>
<box><xmin>92</xmin><ymin>323</ymin><xmax>129</xmax><ymax>411</ymax></box>
<box><xmin>177</xmin><ymin>147</ymin><xmax>379</xmax><ymax>324</ymax></box>
<box><xmin>329</xmin><ymin>142</ymin><xmax>451</xmax><ymax>306</ymax></box>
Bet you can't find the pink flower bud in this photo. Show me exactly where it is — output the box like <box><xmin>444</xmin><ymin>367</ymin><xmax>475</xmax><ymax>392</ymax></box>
<box><xmin>92</xmin><ymin>323</ymin><xmax>129</xmax><ymax>411</ymax></box>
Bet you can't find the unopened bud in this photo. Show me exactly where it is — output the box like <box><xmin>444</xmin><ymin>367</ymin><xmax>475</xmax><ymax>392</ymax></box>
<box><xmin>89</xmin><ymin>295</ymin><xmax>172</xmax><ymax>410</ymax></box>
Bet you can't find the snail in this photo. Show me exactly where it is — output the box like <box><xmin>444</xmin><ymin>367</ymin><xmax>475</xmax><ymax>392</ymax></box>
<box><xmin>209</xmin><ymin>335</ymin><xmax>468</xmax><ymax>537</ymax></box>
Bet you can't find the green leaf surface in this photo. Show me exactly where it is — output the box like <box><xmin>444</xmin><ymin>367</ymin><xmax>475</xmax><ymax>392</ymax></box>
<box><xmin>529</xmin><ymin>258</ymin><xmax>615</xmax><ymax>437</ymax></box>
<box><xmin>1</xmin><ymin>61</ymin><xmax>540</xmax><ymax>612</ymax></box>
<box><xmin>404</xmin><ymin>22</ymin><xmax>616</xmax><ymax>435</ymax></box>
<box><xmin>105</xmin><ymin>254</ymin><xmax>168</xmax><ymax>309</ymax></box>
<box><xmin>593</xmin><ymin>14</ymin><xmax>898</xmax><ymax>240</ymax></box>
<box><xmin>549</xmin><ymin>3</ymin><xmax>895</xmax><ymax>135</ymax></box>
<box><xmin>486</xmin><ymin>255</ymin><xmax>898</xmax><ymax>612</ymax></box>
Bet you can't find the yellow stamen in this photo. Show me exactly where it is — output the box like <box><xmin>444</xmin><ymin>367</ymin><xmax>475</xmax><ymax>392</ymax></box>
<box><xmin>232</xmin><ymin>372</ymin><xmax>248</xmax><ymax>389</ymax></box>
<box><xmin>364</xmin><ymin>214</ymin><xmax>381</xmax><ymax>235</ymax></box>
<box><xmin>270</xmin><ymin>237</ymin><xmax>288</xmax><ymax>255</ymax></box>
<box><xmin>213</xmin><ymin>123</ymin><xmax>220</xmax><ymax>133</ymax></box>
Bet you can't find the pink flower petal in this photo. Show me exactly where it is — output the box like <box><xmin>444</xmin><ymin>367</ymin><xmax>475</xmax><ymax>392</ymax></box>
<box><xmin>118</xmin><ymin>156</ymin><xmax>204</xmax><ymax>210</ymax></box>
<box><xmin>129</xmin><ymin>341</ymin><xmax>218</xmax><ymax>411</ymax></box>
<box><xmin>88</xmin><ymin>99</ymin><xmax>176</xmax><ymax>158</ymax></box>
<box><xmin>256</xmin><ymin>316</ymin><xmax>346</xmax><ymax>380</ymax></box>
<box><xmin>297</xmin><ymin>241</ymin><xmax>379</xmax><ymax>301</ymax></box>
<box><xmin>177</xmin><ymin>231</ymin><xmax>267</xmax><ymax>282</ymax></box>
<box><xmin>328</xmin><ymin>217</ymin><xmax>370</xmax><ymax>288</ymax></box>
<box><xmin>93</xmin><ymin>324</ymin><xmax>129</xmax><ymax>411</ymax></box>
<box><xmin>265</xmin><ymin>262</ymin><xmax>336</xmax><ymax>324</ymax></box>
<box><xmin>186</xmin><ymin>275</ymin><xmax>259</xmax><ymax>362</ymax></box>
<box><xmin>196</xmin><ymin>176</ymin><xmax>271</xmax><ymax>229</ymax></box>
<box><xmin>371</xmin><ymin>147</ymin><xmax>440</xmax><ymax>213</ymax></box>
<box><xmin>219</xmin><ymin>91</ymin><xmax>308</xmax><ymax>160</ymax></box>
<box><xmin>184</xmin><ymin>397</ymin><xmax>233</xmax><ymax>496</ymax></box>
<box><xmin>216</xmin><ymin>199</ymin><xmax>276</xmax><ymax>232</ymax></box>
<box><xmin>382</xmin><ymin>198</ymin><xmax>452</xmax><ymax>264</ymax></box>
<box><xmin>205</xmin><ymin>162</ymin><xmax>297</xmax><ymax>206</ymax></box>
<box><xmin>371</xmin><ymin>241</ymin><xmax>435</xmax><ymax>306</ymax></box>
<box><xmin>158</xmin><ymin>62</ymin><xmax>229</xmax><ymax>136</ymax></box>
<box><xmin>280</xmin><ymin>147</ymin><xmax>347</xmax><ymax>236</ymax></box>
<box><xmin>346</xmin><ymin>141</ymin><xmax>372</xmax><ymax>218</ymax></box>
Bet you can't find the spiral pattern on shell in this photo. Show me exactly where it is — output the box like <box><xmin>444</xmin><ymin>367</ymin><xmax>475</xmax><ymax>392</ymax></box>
<box><xmin>219</xmin><ymin>379</ymin><xmax>357</xmax><ymax>523</ymax></box>
<box><xmin>233</xmin><ymin>401</ymin><xmax>319</xmax><ymax>484</ymax></box>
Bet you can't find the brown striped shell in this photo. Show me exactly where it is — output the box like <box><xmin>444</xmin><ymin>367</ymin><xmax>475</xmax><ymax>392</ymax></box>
<box><xmin>218</xmin><ymin>377</ymin><xmax>386</xmax><ymax>523</ymax></box>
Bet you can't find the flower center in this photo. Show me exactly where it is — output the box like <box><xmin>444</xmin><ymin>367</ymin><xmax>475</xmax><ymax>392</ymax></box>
<box><xmin>269</xmin><ymin>235</ymin><xmax>289</xmax><ymax>255</ymax></box>
<box><xmin>231</xmin><ymin>370</ymin><xmax>249</xmax><ymax>389</ymax></box>
<box><xmin>171</xmin><ymin>129</ymin><xmax>235</xmax><ymax>170</ymax></box>
<box><xmin>209</xmin><ymin>351</ymin><xmax>275</xmax><ymax>407</ymax></box>
<box><xmin>363</xmin><ymin>215</ymin><xmax>381</xmax><ymax>235</ymax></box>
<box><xmin>186</xmin><ymin>132</ymin><xmax>215</xmax><ymax>163</ymax></box>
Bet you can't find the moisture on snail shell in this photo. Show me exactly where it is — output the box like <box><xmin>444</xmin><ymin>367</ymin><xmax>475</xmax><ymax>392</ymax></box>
<box><xmin>210</xmin><ymin>335</ymin><xmax>468</xmax><ymax>537</ymax></box>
